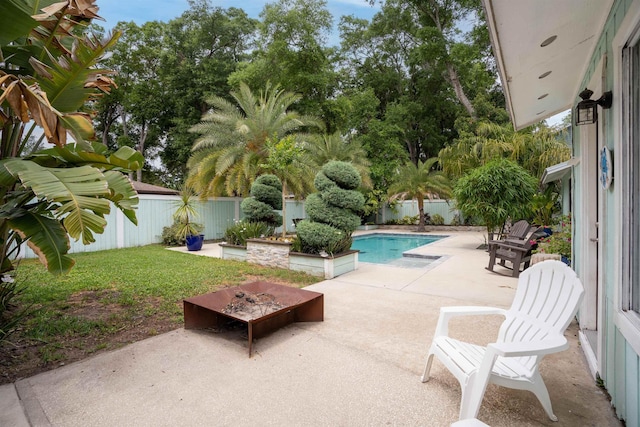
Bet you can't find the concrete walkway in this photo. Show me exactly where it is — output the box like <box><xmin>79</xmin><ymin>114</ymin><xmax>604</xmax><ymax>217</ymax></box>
<box><xmin>1</xmin><ymin>231</ymin><xmax>621</xmax><ymax>426</ymax></box>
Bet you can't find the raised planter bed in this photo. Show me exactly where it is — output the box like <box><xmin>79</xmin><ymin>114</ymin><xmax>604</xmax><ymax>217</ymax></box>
<box><xmin>220</xmin><ymin>243</ymin><xmax>247</xmax><ymax>261</ymax></box>
<box><xmin>289</xmin><ymin>250</ymin><xmax>359</xmax><ymax>279</ymax></box>
<box><xmin>220</xmin><ymin>239</ymin><xmax>358</xmax><ymax>278</ymax></box>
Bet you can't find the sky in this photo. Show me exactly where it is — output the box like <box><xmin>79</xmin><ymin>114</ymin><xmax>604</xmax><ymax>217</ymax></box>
<box><xmin>96</xmin><ymin>0</ymin><xmax>380</xmax><ymax>45</ymax></box>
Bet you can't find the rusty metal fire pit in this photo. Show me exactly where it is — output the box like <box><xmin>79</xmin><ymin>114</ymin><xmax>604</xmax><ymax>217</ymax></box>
<box><xmin>183</xmin><ymin>281</ymin><xmax>323</xmax><ymax>356</ymax></box>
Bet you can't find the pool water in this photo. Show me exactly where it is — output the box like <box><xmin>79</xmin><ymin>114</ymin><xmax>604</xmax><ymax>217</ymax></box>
<box><xmin>351</xmin><ymin>233</ymin><xmax>447</xmax><ymax>265</ymax></box>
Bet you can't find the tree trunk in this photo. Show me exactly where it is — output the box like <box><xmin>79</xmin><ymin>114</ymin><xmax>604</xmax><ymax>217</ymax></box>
<box><xmin>136</xmin><ymin>125</ymin><xmax>148</xmax><ymax>182</ymax></box>
<box><xmin>417</xmin><ymin>196</ymin><xmax>426</xmax><ymax>232</ymax></box>
<box><xmin>446</xmin><ymin>62</ymin><xmax>476</xmax><ymax>119</ymax></box>
<box><xmin>281</xmin><ymin>182</ymin><xmax>287</xmax><ymax>238</ymax></box>
<box><xmin>420</xmin><ymin>0</ymin><xmax>477</xmax><ymax>120</ymax></box>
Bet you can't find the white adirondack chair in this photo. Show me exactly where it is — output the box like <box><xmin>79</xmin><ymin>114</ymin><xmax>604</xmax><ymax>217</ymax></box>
<box><xmin>421</xmin><ymin>260</ymin><xmax>585</xmax><ymax>422</ymax></box>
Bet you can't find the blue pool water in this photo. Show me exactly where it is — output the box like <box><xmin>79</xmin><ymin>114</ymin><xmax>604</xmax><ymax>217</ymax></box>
<box><xmin>351</xmin><ymin>233</ymin><xmax>447</xmax><ymax>264</ymax></box>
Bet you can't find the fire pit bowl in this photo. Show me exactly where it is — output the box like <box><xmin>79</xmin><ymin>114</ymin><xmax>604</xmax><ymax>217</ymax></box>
<box><xmin>183</xmin><ymin>281</ymin><xmax>323</xmax><ymax>356</ymax></box>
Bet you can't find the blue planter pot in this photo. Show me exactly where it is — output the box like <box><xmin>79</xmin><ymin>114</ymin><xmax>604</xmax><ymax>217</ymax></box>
<box><xmin>186</xmin><ymin>234</ymin><xmax>204</xmax><ymax>251</ymax></box>
<box><xmin>561</xmin><ymin>255</ymin><xmax>570</xmax><ymax>266</ymax></box>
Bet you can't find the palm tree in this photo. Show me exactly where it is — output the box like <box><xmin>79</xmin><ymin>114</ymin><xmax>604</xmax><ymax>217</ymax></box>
<box><xmin>188</xmin><ymin>82</ymin><xmax>324</xmax><ymax>197</ymax></box>
<box><xmin>387</xmin><ymin>158</ymin><xmax>452</xmax><ymax>232</ymax></box>
<box><xmin>0</xmin><ymin>0</ymin><xmax>142</xmax><ymax>275</ymax></box>
<box><xmin>438</xmin><ymin>122</ymin><xmax>570</xmax><ymax>180</ymax></box>
<box><xmin>302</xmin><ymin>132</ymin><xmax>372</xmax><ymax>188</ymax></box>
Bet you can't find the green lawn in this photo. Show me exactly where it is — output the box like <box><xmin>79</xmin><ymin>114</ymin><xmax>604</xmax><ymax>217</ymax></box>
<box><xmin>2</xmin><ymin>245</ymin><xmax>321</xmax><ymax>381</ymax></box>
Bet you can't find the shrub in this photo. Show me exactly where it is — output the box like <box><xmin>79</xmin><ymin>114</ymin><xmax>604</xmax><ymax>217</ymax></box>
<box><xmin>294</xmin><ymin>221</ymin><xmax>348</xmax><ymax>255</ymax></box>
<box><xmin>0</xmin><ymin>274</ymin><xmax>30</xmax><ymax>344</ymax></box>
<box><xmin>321</xmin><ymin>161</ymin><xmax>361</xmax><ymax>190</ymax></box>
<box><xmin>431</xmin><ymin>214</ymin><xmax>445</xmax><ymax>225</ymax></box>
<box><xmin>240</xmin><ymin>174</ymin><xmax>282</xmax><ymax>227</ymax></box>
<box><xmin>534</xmin><ymin>214</ymin><xmax>572</xmax><ymax>260</ymax></box>
<box><xmin>250</xmin><ymin>174</ymin><xmax>282</xmax><ymax>210</ymax></box>
<box><xmin>305</xmin><ymin>194</ymin><xmax>361</xmax><ymax>232</ymax></box>
<box><xmin>162</xmin><ymin>221</ymin><xmax>186</xmax><ymax>246</ymax></box>
<box><xmin>454</xmin><ymin>158</ymin><xmax>536</xmax><ymax>238</ymax></box>
<box><xmin>224</xmin><ymin>221</ymin><xmax>275</xmax><ymax>246</ymax></box>
<box><xmin>297</xmin><ymin>162</ymin><xmax>364</xmax><ymax>254</ymax></box>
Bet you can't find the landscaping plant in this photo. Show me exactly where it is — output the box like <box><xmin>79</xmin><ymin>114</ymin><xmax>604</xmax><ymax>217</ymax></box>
<box><xmin>454</xmin><ymin>158</ymin><xmax>536</xmax><ymax>240</ymax></box>
<box><xmin>534</xmin><ymin>214</ymin><xmax>572</xmax><ymax>262</ymax></box>
<box><xmin>0</xmin><ymin>1</ymin><xmax>142</xmax><ymax>343</ymax></box>
<box><xmin>296</xmin><ymin>161</ymin><xmax>364</xmax><ymax>255</ymax></box>
<box><xmin>240</xmin><ymin>174</ymin><xmax>283</xmax><ymax>228</ymax></box>
<box><xmin>224</xmin><ymin>221</ymin><xmax>274</xmax><ymax>246</ymax></box>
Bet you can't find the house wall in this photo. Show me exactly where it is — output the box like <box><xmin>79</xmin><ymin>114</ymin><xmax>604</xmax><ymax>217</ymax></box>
<box><xmin>574</xmin><ymin>0</ymin><xmax>640</xmax><ymax>423</ymax></box>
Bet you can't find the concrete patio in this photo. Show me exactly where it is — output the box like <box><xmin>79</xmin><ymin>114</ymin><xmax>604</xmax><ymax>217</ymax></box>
<box><xmin>1</xmin><ymin>231</ymin><xmax>621</xmax><ymax>426</ymax></box>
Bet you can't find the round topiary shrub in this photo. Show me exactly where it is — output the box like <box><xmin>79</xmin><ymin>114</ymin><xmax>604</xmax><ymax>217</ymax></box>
<box><xmin>297</xmin><ymin>161</ymin><xmax>364</xmax><ymax>255</ymax></box>
<box><xmin>240</xmin><ymin>174</ymin><xmax>282</xmax><ymax>228</ymax></box>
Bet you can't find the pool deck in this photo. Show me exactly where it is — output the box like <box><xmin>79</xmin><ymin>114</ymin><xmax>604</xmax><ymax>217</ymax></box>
<box><xmin>1</xmin><ymin>230</ymin><xmax>622</xmax><ymax>426</ymax></box>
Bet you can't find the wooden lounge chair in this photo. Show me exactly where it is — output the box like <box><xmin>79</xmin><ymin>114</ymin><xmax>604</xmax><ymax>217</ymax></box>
<box><xmin>421</xmin><ymin>260</ymin><xmax>585</xmax><ymax>422</ymax></box>
<box><xmin>487</xmin><ymin>226</ymin><xmax>544</xmax><ymax>278</ymax></box>
<box><xmin>500</xmin><ymin>219</ymin><xmax>532</xmax><ymax>241</ymax></box>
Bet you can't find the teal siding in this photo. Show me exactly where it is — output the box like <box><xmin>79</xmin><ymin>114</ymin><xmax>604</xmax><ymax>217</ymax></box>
<box><xmin>577</xmin><ymin>1</ymin><xmax>640</xmax><ymax>424</ymax></box>
<box><xmin>625</xmin><ymin>339</ymin><xmax>640</xmax><ymax>427</ymax></box>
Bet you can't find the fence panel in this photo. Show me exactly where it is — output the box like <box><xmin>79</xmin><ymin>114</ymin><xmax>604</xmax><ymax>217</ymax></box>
<box><xmin>18</xmin><ymin>196</ymin><xmax>462</xmax><ymax>259</ymax></box>
<box><xmin>380</xmin><ymin>200</ymin><xmax>459</xmax><ymax>224</ymax></box>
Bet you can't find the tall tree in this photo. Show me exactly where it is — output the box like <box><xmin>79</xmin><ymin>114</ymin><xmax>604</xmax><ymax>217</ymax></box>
<box><xmin>387</xmin><ymin>158</ymin><xmax>452</xmax><ymax>231</ymax></box>
<box><xmin>94</xmin><ymin>20</ymin><xmax>168</xmax><ymax>182</ymax></box>
<box><xmin>188</xmin><ymin>83</ymin><xmax>323</xmax><ymax>197</ymax></box>
<box><xmin>93</xmin><ymin>1</ymin><xmax>256</xmax><ymax>186</ymax></box>
<box><xmin>228</xmin><ymin>0</ymin><xmax>337</xmax><ymax>118</ymax></box>
<box><xmin>159</xmin><ymin>2</ymin><xmax>257</xmax><ymax>186</ymax></box>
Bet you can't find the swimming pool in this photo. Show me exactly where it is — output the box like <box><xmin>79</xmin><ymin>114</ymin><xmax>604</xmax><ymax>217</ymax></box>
<box><xmin>351</xmin><ymin>233</ymin><xmax>447</xmax><ymax>265</ymax></box>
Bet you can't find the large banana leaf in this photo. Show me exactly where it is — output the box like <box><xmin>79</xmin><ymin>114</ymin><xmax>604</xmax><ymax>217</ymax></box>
<box><xmin>32</xmin><ymin>32</ymin><xmax>120</xmax><ymax>113</ymax></box>
<box><xmin>3</xmin><ymin>159</ymin><xmax>112</xmax><ymax>244</ymax></box>
<box><xmin>9</xmin><ymin>211</ymin><xmax>74</xmax><ymax>275</ymax></box>
<box><xmin>104</xmin><ymin>170</ymin><xmax>139</xmax><ymax>225</ymax></box>
<box><xmin>31</xmin><ymin>143</ymin><xmax>144</xmax><ymax>172</ymax></box>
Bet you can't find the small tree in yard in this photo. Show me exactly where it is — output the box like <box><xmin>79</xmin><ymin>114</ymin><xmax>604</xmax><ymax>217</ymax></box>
<box><xmin>454</xmin><ymin>158</ymin><xmax>536</xmax><ymax>240</ymax></box>
<box><xmin>387</xmin><ymin>158</ymin><xmax>452</xmax><ymax>232</ymax></box>
<box><xmin>296</xmin><ymin>161</ymin><xmax>364</xmax><ymax>255</ymax></box>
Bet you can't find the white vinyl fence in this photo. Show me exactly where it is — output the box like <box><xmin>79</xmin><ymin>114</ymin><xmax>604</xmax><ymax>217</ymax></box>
<box><xmin>18</xmin><ymin>196</ymin><xmax>456</xmax><ymax>257</ymax></box>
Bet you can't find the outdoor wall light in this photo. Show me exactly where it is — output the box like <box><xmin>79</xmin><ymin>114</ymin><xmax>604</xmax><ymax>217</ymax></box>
<box><xmin>575</xmin><ymin>88</ymin><xmax>613</xmax><ymax>126</ymax></box>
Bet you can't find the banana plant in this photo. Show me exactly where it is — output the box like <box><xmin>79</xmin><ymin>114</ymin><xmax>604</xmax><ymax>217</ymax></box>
<box><xmin>0</xmin><ymin>0</ymin><xmax>143</xmax><ymax>275</ymax></box>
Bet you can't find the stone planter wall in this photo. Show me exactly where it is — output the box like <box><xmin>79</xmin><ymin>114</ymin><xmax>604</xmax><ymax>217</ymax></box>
<box><xmin>246</xmin><ymin>239</ymin><xmax>292</xmax><ymax>269</ymax></box>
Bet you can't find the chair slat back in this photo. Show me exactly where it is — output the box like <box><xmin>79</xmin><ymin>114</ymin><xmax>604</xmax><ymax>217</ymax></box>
<box><xmin>498</xmin><ymin>260</ymin><xmax>584</xmax><ymax>345</ymax></box>
<box><xmin>509</xmin><ymin>220</ymin><xmax>532</xmax><ymax>240</ymax></box>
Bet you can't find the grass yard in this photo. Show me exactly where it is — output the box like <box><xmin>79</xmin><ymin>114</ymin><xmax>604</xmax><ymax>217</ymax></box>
<box><xmin>0</xmin><ymin>244</ymin><xmax>321</xmax><ymax>384</ymax></box>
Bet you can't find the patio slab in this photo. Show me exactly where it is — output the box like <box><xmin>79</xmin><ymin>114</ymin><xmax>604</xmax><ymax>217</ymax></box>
<box><xmin>4</xmin><ymin>231</ymin><xmax>621</xmax><ymax>426</ymax></box>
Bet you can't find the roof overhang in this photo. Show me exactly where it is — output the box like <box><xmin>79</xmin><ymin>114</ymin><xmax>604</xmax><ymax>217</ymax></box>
<box><xmin>481</xmin><ymin>0</ymin><xmax>614</xmax><ymax>130</ymax></box>
<box><xmin>541</xmin><ymin>157</ymin><xmax>580</xmax><ymax>184</ymax></box>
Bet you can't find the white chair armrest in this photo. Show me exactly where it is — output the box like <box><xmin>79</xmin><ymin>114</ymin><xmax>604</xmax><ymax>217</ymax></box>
<box><xmin>435</xmin><ymin>306</ymin><xmax>507</xmax><ymax>337</ymax></box>
<box><xmin>487</xmin><ymin>336</ymin><xmax>569</xmax><ymax>357</ymax></box>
